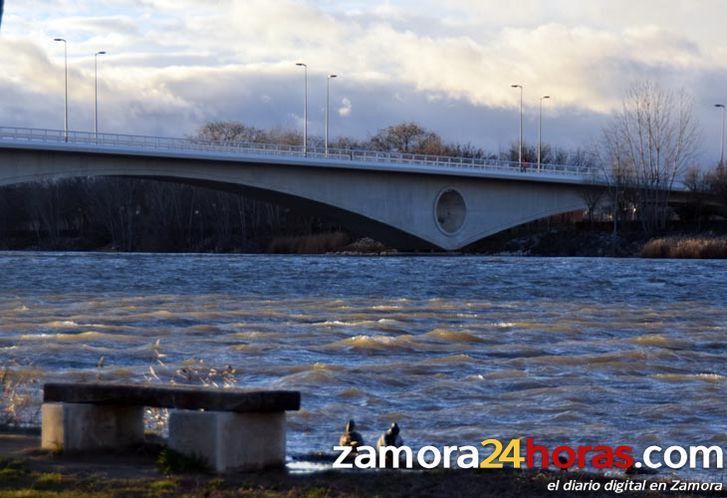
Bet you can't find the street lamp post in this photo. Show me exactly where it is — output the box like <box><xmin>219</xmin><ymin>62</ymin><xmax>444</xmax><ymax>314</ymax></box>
<box><xmin>538</xmin><ymin>95</ymin><xmax>550</xmax><ymax>171</ymax></box>
<box><xmin>53</xmin><ymin>38</ymin><xmax>68</xmax><ymax>141</ymax></box>
<box><xmin>94</xmin><ymin>50</ymin><xmax>106</xmax><ymax>139</ymax></box>
<box><xmin>325</xmin><ymin>74</ymin><xmax>337</xmax><ymax>157</ymax></box>
<box><xmin>295</xmin><ymin>62</ymin><xmax>308</xmax><ymax>156</ymax></box>
<box><xmin>716</xmin><ymin>104</ymin><xmax>726</xmax><ymax>167</ymax></box>
<box><xmin>511</xmin><ymin>84</ymin><xmax>523</xmax><ymax>170</ymax></box>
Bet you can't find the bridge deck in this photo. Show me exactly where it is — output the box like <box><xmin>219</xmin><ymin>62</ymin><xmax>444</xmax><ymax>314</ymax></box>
<box><xmin>0</xmin><ymin>126</ymin><xmax>603</xmax><ymax>186</ymax></box>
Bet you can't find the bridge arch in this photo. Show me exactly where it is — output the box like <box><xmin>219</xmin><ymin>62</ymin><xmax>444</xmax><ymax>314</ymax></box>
<box><xmin>0</xmin><ymin>144</ymin><xmax>591</xmax><ymax>250</ymax></box>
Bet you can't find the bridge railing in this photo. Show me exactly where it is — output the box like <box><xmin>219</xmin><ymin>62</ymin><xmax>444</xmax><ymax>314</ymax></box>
<box><xmin>0</xmin><ymin>125</ymin><xmax>601</xmax><ymax>181</ymax></box>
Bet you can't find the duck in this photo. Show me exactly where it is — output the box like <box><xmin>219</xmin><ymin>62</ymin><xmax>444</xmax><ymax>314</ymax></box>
<box><xmin>376</xmin><ymin>422</ymin><xmax>403</xmax><ymax>448</ymax></box>
<box><xmin>339</xmin><ymin>419</ymin><xmax>365</xmax><ymax>451</ymax></box>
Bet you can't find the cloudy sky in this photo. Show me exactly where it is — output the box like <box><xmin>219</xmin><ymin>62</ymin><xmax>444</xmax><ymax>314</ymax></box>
<box><xmin>0</xmin><ymin>0</ymin><xmax>726</xmax><ymax>164</ymax></box>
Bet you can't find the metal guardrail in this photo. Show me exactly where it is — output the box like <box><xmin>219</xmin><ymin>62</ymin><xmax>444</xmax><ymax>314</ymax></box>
<box><xmin>0</xmin><ymin>125</ymin><xmax>599</xmax><ymax>180</ymax></box>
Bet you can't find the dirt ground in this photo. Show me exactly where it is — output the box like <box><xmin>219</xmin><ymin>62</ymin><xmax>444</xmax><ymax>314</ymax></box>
<box><xmin>0</xmin><ymin>430</ymin><xmax>724</xmax><ymax>498</ymax></box>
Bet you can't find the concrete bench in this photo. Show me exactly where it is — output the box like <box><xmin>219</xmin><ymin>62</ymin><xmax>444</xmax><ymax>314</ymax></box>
<box><xmin>41</xmin><ymin>382</ymin><xmax>300</xmax><ymax>472</ymax></box>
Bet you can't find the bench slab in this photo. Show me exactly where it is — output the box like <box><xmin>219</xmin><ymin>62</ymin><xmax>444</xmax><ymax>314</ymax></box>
<box><xmin>43</xmin><ymin>382</ymin><xmax>300</xmax><ymax>412</ymax></box>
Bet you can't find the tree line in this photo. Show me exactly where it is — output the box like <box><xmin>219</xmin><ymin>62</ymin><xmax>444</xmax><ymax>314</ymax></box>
<box><xmin>197</xmin><ymin>119</ymin><xmax>595</xmax><ymax>166</ymax></box>
<box><xmin>0</xmin><ymin>177</ymin><xmax>338</xmax><ymax>252</ymax></box>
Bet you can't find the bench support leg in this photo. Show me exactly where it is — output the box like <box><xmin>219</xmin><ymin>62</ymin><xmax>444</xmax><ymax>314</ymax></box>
<box><xmin>41</xmin><ymin>402</ymin><xmax>144</xmax><ymax>451</ymax></box>
<box><xmin>168</xmin><ymin>410</ymin><xmax>286</xmax><ymax>472</ymax></box>
<box><xmin>41</xmin><ymin>403</ymin><xmax>65</xmax><ymax>451</ymax></box>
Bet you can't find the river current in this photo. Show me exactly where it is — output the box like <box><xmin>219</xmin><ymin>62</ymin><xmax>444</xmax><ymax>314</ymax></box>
<box><xmin>0</xmin><ymin>253</ymin><xmax>725</xmax><ymax>474</ymax></box>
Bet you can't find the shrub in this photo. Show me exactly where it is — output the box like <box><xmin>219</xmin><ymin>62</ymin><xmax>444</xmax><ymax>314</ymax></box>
<box><xmin>641</xmin><ymin>237</ymin><xmax>727</xmax><ymax>259</ymax></box>
<box><xmin>155</xmin><ymin>448</ymin><xmax>210</xmax><ymax>475</ymax></box>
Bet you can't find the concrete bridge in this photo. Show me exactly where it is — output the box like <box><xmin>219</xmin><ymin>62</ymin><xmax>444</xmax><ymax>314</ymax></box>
<box><xmin>0</xmin><ymin>126</ymin><xmax>612</xmax><ymax>250</ymax></box>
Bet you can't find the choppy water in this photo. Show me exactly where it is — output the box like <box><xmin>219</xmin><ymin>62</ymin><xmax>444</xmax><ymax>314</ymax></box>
<box><xmin>1</xmin><ymin>253</ymin><xmax>725</xmax><ymax>475</ymax></box>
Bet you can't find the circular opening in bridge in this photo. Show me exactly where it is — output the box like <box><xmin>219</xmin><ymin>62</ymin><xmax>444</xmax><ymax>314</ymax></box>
<box><xmin>434</xmin><ymin>188</ymin><xmax>466</xmax><ymax>235</ymax></box>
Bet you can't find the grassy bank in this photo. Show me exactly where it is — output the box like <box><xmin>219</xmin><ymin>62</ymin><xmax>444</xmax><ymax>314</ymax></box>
<box><xmin>641</xmin><ymin>236</ymin><xmax>727</xmax><ymax>258</ymax></box>
<box><xmin>1</xmin><ymin>454</ymin><xmax>719</xmax><ymax>498</ymax></box>
<box><xmin>1</xmin><ymin>432</ymin><xmax>724</xmax><ymax>498</ymax></box>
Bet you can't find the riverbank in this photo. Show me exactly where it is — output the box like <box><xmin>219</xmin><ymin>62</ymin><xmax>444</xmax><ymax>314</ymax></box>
<box><xmin>0</xmin><ymin>431</ymin><xmax>721</xmax><ymax>498</ymax></box>
<box><xmin>471</xmin><ymin>222</ymin><xmax>727</xmax><ymax>258</ymax></box>
<box><xmin>3</xmin><ymin>222</ymin><xmax>726</xmax><ymax>257</ymax></box>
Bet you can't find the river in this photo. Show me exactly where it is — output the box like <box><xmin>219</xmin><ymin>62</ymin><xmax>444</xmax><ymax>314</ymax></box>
<box><xmin>0</xmin><ymin>253</ymin><xmax>725</xmax><ymax>474</ymax></box>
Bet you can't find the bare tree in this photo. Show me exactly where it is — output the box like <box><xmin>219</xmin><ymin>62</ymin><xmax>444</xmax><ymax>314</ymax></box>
<box><xmin>707</xmin><ymin>163</ymin><xmax>727</xmax><ymax>210</ymax></box>
<box><xmin>602</xmin><ymin>81</ymin><xmax>700</xmax><ymax>234</ymax></box>
<box><xmin>444</xmin><ymin>142</ymin><xmax>492</xmax><ymax>159</ymax></box>
<box><xmin>266</xmin><ymin>126</ymin><xmax>303</xmax><ymax>147</ymax></box>
<box><xmin>595</xmin><ymin>135</ymin><xmax>635</xmax><ymax>237</ymax></box>
<box><xmin>579</xmin><ymin>185</ymin><xmax>605</xmax><ymax>226</ymax></box>
<box><xmin>682</xmin><ymin>166</ymin><xmax>712</xmax><ymax>230</ymax></box>
<box><xmin>197</xmin><ymin>121</ymin><xmax>267</xmax><ymax>143</ymax></box>
<box><xmin>369</xmin><ymin>122</ymin><xmax>444</xmax><ymax>154</ymax></box>
<box><xmin>574</xmin><ymin>146</ymin><xmax>605</xmax><ymax>224</ymax></box>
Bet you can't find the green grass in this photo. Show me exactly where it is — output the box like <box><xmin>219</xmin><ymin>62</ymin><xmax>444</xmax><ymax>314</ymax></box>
<box><xmin>147</xmin><ymin>480</ymin><xmax>177</xmax><ymax>491</ymax></box>
<box><xmin>32</xmin><ymin>473</ymin><xmax>63</xmax><ymax>490</ymax></box>
<box><xmin>0</xmin><ymin>458</ymin><xmax>28</xmax><ymax>483</ymax></box>
<box><xmin>0</xmin><ymin>453</ymin><xmax>711</xmax><ymax>498</ymax></box>
<box><xmin>155</xmin><ymin>448</ymin><xmax>210</xmax><ymax>475</ymax></box>
<box><xmin>0</xmin><ymin>468</ymin><xmax>23</xmax><ymax>480</ymax></box>
<box><xmin>0</xmin><ymin>458</ymin><xmax>27</xmax><ymax>472</ymax></box>
<box><xmin>0</xmin><ymin>492</ymin><xmax>112</xmax><ymax>498</ymax></box>
<box><xmin>303</xmin><ymin>486</ymin><xmax>332</xmax><ymax>498</ymax></box>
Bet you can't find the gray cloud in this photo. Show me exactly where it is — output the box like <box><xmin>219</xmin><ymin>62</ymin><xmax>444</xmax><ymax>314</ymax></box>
<box><xmin>0</xmin><ymin>1</ymin><xmax>726</xmax><ymax>165</ymax></box>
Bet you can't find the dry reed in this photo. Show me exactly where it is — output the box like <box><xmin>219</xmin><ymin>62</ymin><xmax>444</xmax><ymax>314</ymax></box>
<box><xmin>641</xmin><ymin>237</ymin><xmax>727</xmax><ymax>259</ymax></box>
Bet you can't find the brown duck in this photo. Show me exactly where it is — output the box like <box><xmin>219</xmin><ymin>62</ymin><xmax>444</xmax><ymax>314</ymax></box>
<box><xmin>339</xmin><ymin>419</ymin><xmax>365</xmax><ymax>450</ymax></box>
